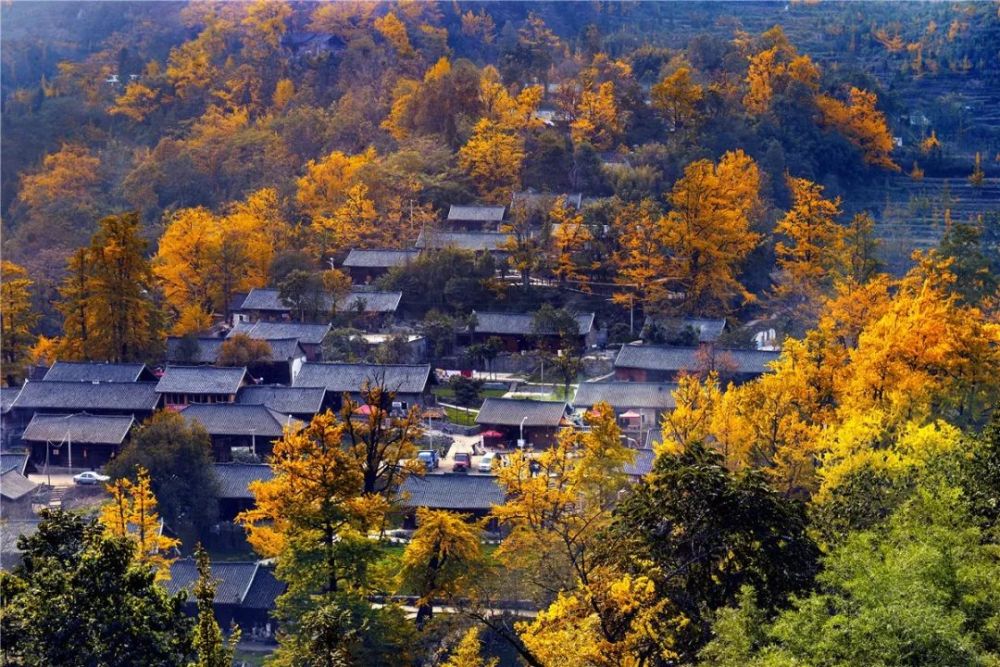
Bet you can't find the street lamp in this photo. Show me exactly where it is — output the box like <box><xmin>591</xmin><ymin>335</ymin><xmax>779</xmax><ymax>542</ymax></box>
<box><xmin>519</xmin><ymin>416</ymin><xmax>527</xmax><ymax>448</ymax></box>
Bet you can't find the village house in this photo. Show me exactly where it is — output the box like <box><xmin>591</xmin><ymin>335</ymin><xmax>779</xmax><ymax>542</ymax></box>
<box><xmin>397</xmin><ymin>473</ymin><xmax>505</xmax><ymax>529</ymax></box>
<box><xmin>445</xmin><ymin>205</ymin><xmax>506</xmax><ymax>231</ymax></box>
<box><xmin>341</xmin><ymin>248</ymin><xmax>420</xmax><ymax>284</ymax></box>
<box><xmin>292</xmin><ymin>362</ymin><xmax>432</xmax><ymax>412</ymax></box>
<box><xmin>234</xmin><ymin>288</ymin><xmax>402</xmax><ymax>329</ymax></box>
<box><xmin>235</xmin><ymin>385</ymin><xmax>326</xmax><ymax>423</ymax></box>
<box><xmin>0</xmin><ymin>470</ymin><xmax>39</xmax><ymax>519</ymax></box>
<box><xmin>641</xmin><ymin>316</ymin><xmax>727</xmax><ymax>344</ymax></box>
<box><xmin>41</xmin><ymin>361</ymin><xmax>159</xmax><ymax>383</ymax></box>
<box><xmin>572</xmin><ymin>381</ymin><xmax>677</xmax><ymax>445</ymax></box>
<box><xmin>613</xmin><ymin>344</ymin><xmax>780</xmax><ymax>384</ymax></box>
<box><xmin>164</xmin><ymin>559</ymin><xmax>284</xmax><ymax>641</ymax></box>
<box><xmin>156</xmin><ymin>366</ymin><xmax>247</xmax><ymax>408</ymax></box>
<box><xmin>512</xmin><ymin>191</ymin><xmax>583</xmax><ymax>211</ymax></box>
<box><xmin>0</xmin><ymin>452</ymin><xmax>29</xmax><ymax>476</ymax></box>
<box><xmin>228</xmin><ymin>320</ymin><xmax>332</xmax><ymax>362</ymax></box>
<box><xmin>166</xmin><ymin>336</ymin><xmax>307</xmax><ymax>385</ymax></box>
<box><xmin>180</xmin><ymin>403</ymin><xmax>299</xmax><ymax>461</ymax></box>
<box><xmin>8</xmin><ymin>381</ymin><xmax>159</xmax><ymax>445</ymax></box>
<box><xmin>1</xmin><ymin>387</ymin><xmax>23</xmax><ymax>449</ymax></box>
<box><xmin>21</xmin><ymin>412</ymin><xmax>135</xmax><ymax>469</ymax></box>
<box><xmin>414</xmin><ymin>229</ymin><xmax>511</xmax><ymax>255</ymax></box>
<box><xmin>469</xmin><ymin>311</ymin><xmax>596</xmax><ymax>352</ymax></box>
<box><xmin>475</xmin><ymin>397</ymin><xmax>571</xmax><ymax>449</ymax></box>
<box><xmin>212</xmin><ymin>462</ymin><xmax>275</xmax><ymax>520</ymax></box>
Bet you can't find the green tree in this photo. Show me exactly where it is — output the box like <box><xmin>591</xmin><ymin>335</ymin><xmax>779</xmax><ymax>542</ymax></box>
<box><xmin>0</xmin><ymin>509</ymin><xmax>193</xmax><ymax>666</ymax></box>
<box><xmin>106</xmin><ymin>412</ymin><xmax>219</xmax><ymax>545</ymax></box>
<box><xmin>189</xmin><ymin>544</ymin><xmax>239</xmax><ymax>667</ymax></box>
<box><xmin>935</xmin><ymin>220</ymin><xmax>998</xmax><ymax>307</ymax></box>
<box><xmin>605</xmin><ymin>442</ymin><xmax>819</xmax><ymax>661</ymax></box>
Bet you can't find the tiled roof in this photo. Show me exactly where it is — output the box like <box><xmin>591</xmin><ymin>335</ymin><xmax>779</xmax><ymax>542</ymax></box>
<box><xmin>473</xmin><ymin>311</ymin><xmax>594</xmax><ymax>337</ymax></box>
<box><xmin>415</xmin><ymin>231</ymin><xmax>510</xmax><ymax>252</ymax></box>
<box><xmin>0</xmin><ymin>387</ymin><xmax>21</xmax><ymax>414</ymax></box>
<box><xmin>0</xmin><ymin>453</ymin><xmax>29</xmax><ymax>475</ymax></box>
<box><xmin>10</xmin><ymin>381</ymin><xmax>160</xmax><ymax>412</ymax></box>
<box><xmin>22</xmin><ymin>413</ymin><xmax>135</xmax><ymax>445</ymax></box>
<box><xmin>238</xmin><ymin>288</ymin><xmax>402</xmax><ymax>315</ymax></box>
<box><xmin>512</xmin><ymin>192</ymin><xmax>583</xmax><ymax>210</ymax></box>
<box><xmin>163</xmin><ymin>560</ymin><xmax>259</xmax><ymax>606</ymax></box>
<box><xmin>0</xmin><ymin>470</ymin><xmax>38</xmax><ymax>501</ymax></box>
<box><xmin>623</xmin><ymin>448</ymin><xmax>655</xmax><ymax>478</ymax></box>
<box><xmin>644</xmin><ymin>317</ymin><xmax>727</xmax><ymax>343</ymax></box>
<box><xmin>156</xmin><ymin>366</ymin><xmax>246</xmax><ymax>395</ymax></box>
<box><xmin>337</xmin><ymin>290</ymin><xmax>402</xmax><ymax>313</ymax></box>
<box><xmin>614</xmin><ymin>345</ymin><xmax>779</xmax><ymax>376</ymax></box>
<box><xmin>165</xmin><ymin>337</ymin><xmax>224</xmax><ymax>364</ymax></box>
<box><xmin>242</xmin><ymin>566</ymin><xmax>284</xmax><ymax>610</ymax></box>
<box><xmin>261</xmin><ymin>338</ymin><xmax>308</xmax><ymax>360</ymax></box>
<box><xmin>237</xmin><ymin>385</ymin><xmax>325</xmax><ymax>415</ymax></box>
<box><xmin>180</xmin><ymin>404</ymin><xmax>297</xmax><ymax>438</ymax></box>
<box><xmin>42</xmin><ymin>361</ymin><xmax>150</xmax><ymax>383</ymax></box>
<box><xmin>573</xmin><ymin>382</ymin><xmax>677</xmax><ymax>410</ymax></box>
<box><xmin>476</xmin><ymin>398</ymin><xmax>569</xmax><ymax>427</ymax></box>
<box><xmin>0</xmin><ymin>519</ymin><xmax>40</xmax><ymax>558</ymax></box>
<box><xmin>447</xmin><ymin>205</ymin><xmax>505</xmax><ymax>222</ymax></box>
<box><xmin>342</xmin><ymin>248</ymin><xmax>420</xmax><ymax>268</ymax></box>
<box><xmin>294</xmin><ymin>363</ymin><xmax>431</xmax><ymax>395</ymax></box>
<box><xmin>212</xmin><ymin>463</ymin><xmax>274</xmax><ymax>499</ymax></box>
<box><xmin>230</xmin><ymin>320</ymin><xmax>331</xmax><ymax>346</ymax></box>
<box><xmin>398</xmin><ymin>474</ymin><xmax>505</xmax><ymax>511</ymax></box>
<box><xmin>644</xmin><ymin>428</ymin><xmax>663</xmax><ymax>450</ymax></box>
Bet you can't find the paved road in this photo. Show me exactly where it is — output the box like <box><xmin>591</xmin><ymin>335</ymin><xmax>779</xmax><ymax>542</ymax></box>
<box><xmin>28</xmin><ymin>472</ymin><xmax>77</xmax><ymax>488</ymax></box>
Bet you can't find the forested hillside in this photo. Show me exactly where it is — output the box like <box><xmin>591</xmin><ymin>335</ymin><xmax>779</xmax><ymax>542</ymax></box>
<box><xmin>2</xmin><ymin>1</ymin><xmax>998</xmax><ymax>336</ymax></box>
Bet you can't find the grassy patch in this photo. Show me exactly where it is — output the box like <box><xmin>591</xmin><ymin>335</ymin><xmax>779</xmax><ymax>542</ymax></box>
<box><xmin>432</xmin><ymin>386</ymin><xmax>507</xmax><ymax>401</ymax></box>
<box><xmin>443</xmin><ymin>405</ymin><xmax>478</xmax><ymax>426</ymax></box>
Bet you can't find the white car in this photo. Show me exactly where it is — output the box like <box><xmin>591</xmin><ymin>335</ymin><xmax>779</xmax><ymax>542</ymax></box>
<box><xmin>73</xmin><ymin>471</ymin><xmax>110</xmax><ymax>485</ymax></box>
<box><xmin>478</xmin><ymin>452</ymin><xmax>497</xmax><ymax>473</ymax></box>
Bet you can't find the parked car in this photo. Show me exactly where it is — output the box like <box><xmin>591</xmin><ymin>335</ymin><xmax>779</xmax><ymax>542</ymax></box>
<box><xmin>453</xmin><ymin>452</ymin><xmax>471</xmax><ymax>472</ymax></box>
<box><xmin>417</xmin><ymin>450</ymin><xmax>439</xmax><ymax>471</ymax></box>
<box><xmin>73</xmin><ymin>471</ymin><xmax>110</xmax><ymax>485</ymax></box>
<box><xmin>478</xmin><ymin>451</ymin><xmax>497</xmax><ymax>473</ymax></box>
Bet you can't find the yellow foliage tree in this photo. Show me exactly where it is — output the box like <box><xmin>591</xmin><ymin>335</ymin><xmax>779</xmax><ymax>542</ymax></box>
<box><xmin>571</xmin><ymin>81</ymin><xmax>622</xmax><ymax>150</ymax></box>
<box><xmin>816</xmin><ymin>87</ymin><xmax>899</xmax><ymax>170</ymax></box>
<box><xmin>548</xmin><ymin>197</ymin><xmax>595</xmax><ymax>291</ymax></box>
<box><xmin>109</xmin><ymin>81</ymin><xmax>163</xmax><ymax>122</ymax></box>
<box><xmin>100</xmin><ymin>467</ymin><xmax>180</xmax><ymax>580</ymax></box>
<box><xmin>442</xmin><ymin>627</ymin><xmax>498</xmax><ymax>667</ymax></box>
<box><xmin>374</xmin><ymin>12</ymin><xmax>414</xmax><ymax>58</ymax></box>
<box><xmin>459</xmin><ymin>119</ymin><xmax>525</xmax><ymax>203</ymax></box>
<box><xmin>651</xmin><ymin>67</ymin><xmax>703</xmax><ymax>131</ymax></box>
<box><xmin>771</xmin><ymin>175</ymin><xmax>846</xmax><ymax>326</ymax></box>
<box><xmin>296</xmin><ymin>148</ymin><xmax>376</xmax><ymax>220</ymax></box>
<box><xmin>1</xmin><ymin>261</ymin><xmax>39</xmax><ymax>384</ymax></box>
<box><xmin>662</xmin><ymin>149</ymin><xmax>763</xmax><ymax>315</ymax></box>
<box><xmin>612</xmin><ymin>200</ymin><xmax>669</xmax><ymax>315</ymax></box>
<box><xmin>398</xmin><ymin>508</ymin><xmax>484</xmax><ymax>626</ymax></box>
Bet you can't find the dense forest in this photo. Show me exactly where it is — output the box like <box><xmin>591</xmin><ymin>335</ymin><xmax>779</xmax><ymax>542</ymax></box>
<box><xmin>1</xmin><ymin>2</ymin><xmax>999</xmax><ymax>666</ymax></box>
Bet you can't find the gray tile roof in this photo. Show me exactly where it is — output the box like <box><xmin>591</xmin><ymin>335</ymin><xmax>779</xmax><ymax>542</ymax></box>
<box><xmin>475</xmin><ymin>398</ymin><xmax>569</xmax><ymax>427</ymax></box>
<box><xmin>238</xmin><ymin>288</ymin><xmax>402</xmax><ymax>315</ymax></box>
<box><xmin>293</xmin><ymin>363</ymin><xmax>431</xmax><ymax>395</ymax></box>
<box><xmin>156</xmin><ymin>366</ymin><xmax>246</xmax><ymax>396</ymax></box>
<box><xmin>10</xmin><ymin>381</ymin><xmax>160</xmax><ymax>412</ymax></box>
<box><xmin>398</xmin><ymin>474</ymin><xmax>505</xmax><ymax>511</ymax></box>
<box><xmin>512</xmin><ymin>192</ymin><xmax>583</xmax><ymax>210</ymax></box>
<box><xmin>260</xmin><ymin>338</ymin><xmax>307</xmax><ymax>360</ymax></box>
<box><xmin>473</xmin><ymin>311</ymin><xmax>594</xmax><ymax>337</ymax></box>
<box><xmin>573</xmin><ymin>382</ymin><xmax>677</xmax><ymax>410</ymax></box>
<box><xmin>0</xmin><ymin>453</ymin><xmax>28</xmax><ymax>475</ymax></box>
<box><xmin>22</xmin><ymin>413</ymin><xmax>135</xmax><ymax>445</ymax></box>
<box><xmin>644</xmin><ymin>317</ymin><xmax>727</xmax><ymax>343</ymax></box>
<box><xmin>614</xmin><ymin>345</ymin><xmax>780</xmax><ymax>376</ymax></box>
<box><xmin>415</xmin><ymin>231</ymin><xmax>510</xmax><ymax>252</ymax></box>
<box><xmin>337</xmin><ymin>290</ymin><xmax>402</xmax><ymax>313</ymax></box>
<box><xmin>180</xmin><ymin>404</ymin><xmax>297</xmax><ymax>438</ymax></box>
<box><xmin>242</xmin><ymin>566</ymin><xmax>284</xmax><ymax>610</ymax></box>
<box><xmin>0</xmin><ymin>387</ymin><xmax>21</xmax><ymax>414</ymax></box>
<box><xmin>0</xmin><ymin>470</ymin><xmax>38</xmax><ymax>501</ymax></box>
<box><xmin>237</xmin><ymin>385</ymin><xmax>325</xmax><ymax>415</ymax></box>
<box><xmin>447</xmin><ymin>205</ymin><xmax>506</xmax><ymax>222</ymax></box>
<box><xmin>342</xmin><ymin>248</ymin><xmax>420</xmax><ymax>269</ymax></box>
<box><xmin>165</xmin><ymin>337</ymin><xmax>224</xmax><ymax>364</ymax></box>
<box><xmin>163</xmin><ymin>560</ymin><xmax>259</xmax><ymax>606</ymax></box>
<box><xmin>212</xmin><ymin>463</ymin><xmax>274</xmax><ymax>499</ymax></box>
<box><xmin>644</xmin><ymin>428</ymin><xmax>663</xmax><ymax>450</ymax></box>
<box><xmin>623</xmin><ymin>448</ymin><xmax>655</xmax><ymax>478</ymax></box>
<box><xmin>42</xmin><ymin>361</ymin><xmax>150</xmax><ymax>383</ymax></box>
<box><xmin>230</xmin><ymin>320</ymin><xmax>331</xmax><ymax>346</ymax></box>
